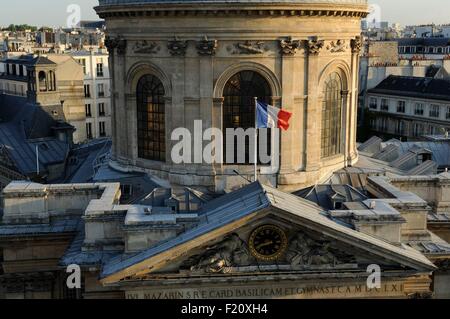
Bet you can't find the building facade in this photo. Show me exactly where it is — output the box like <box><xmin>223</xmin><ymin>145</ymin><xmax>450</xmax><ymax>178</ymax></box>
<box><xmin>0</xmin><ymin>54</ymin><xmax>87</xmax><ymax>143</ymax></box>
<box><xmin>96</xmin><ymin>0</ymin><xmax>368</xmax><ymax>192</ymax></box>
<box><xmin>2</xmin><ymin>178</ymin><xmax>448</xmax><ymax>299</ymax></box>
<box><xmin>72</xmin><ymin>49</ymin><xmax>112</xmax><ymax>140</ymax></box>
<box><xmin>366</xmin><ymin>75</ymin><xmax>450</xmax><ymax>140</ymax></box>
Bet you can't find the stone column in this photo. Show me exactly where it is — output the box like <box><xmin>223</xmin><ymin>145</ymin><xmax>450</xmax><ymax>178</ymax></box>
<box><xmin>115</xmin><ymin>38</ymin><xmax>128</xmax><ymax>162</ymax></box>
<box><xmin>278</xmin><ymin>37</ymin><xmax>304</xmax><ymax>180</ymax></box>
<box><xmin>212</xmin><ymin>97</ymin><xmax>224</xmax><ymax>173</ymax></box>
<box><xmin>341</xmin><ymin>90</ymin><xmax>350</xmax><ymax>165</ymax></box>
<box><xmin>197</xmin><ymin>37</ymin><xmax>218</xmax><ymax>180</ymax></box>
<box><xmin>279</xmin><ymin>49</ymin><xmax>295</xmax><ymax>178</ymax></box>
<box><xmin>105</xmin><ymin>37</ymin><xmax>119</xmax><ymax>161</ymax></box>
<box><xmin>349</xmin><ymin>36</ymin><xmax>363</xmax><ymax>163</ymax></box>
<box><xmin>125</xmin><ymin>93</ymin><xmax>137</xmax><ymax>164</ymax></box>
<box><xmin>304</xmin><ymin>37</ymin><xmax>324</xmax><ymax>172</ymax></box>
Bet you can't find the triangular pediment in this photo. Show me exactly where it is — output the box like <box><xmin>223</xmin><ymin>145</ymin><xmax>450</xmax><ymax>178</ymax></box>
<box><xmin>100</xmin><ymin>183</ymin><xmax>435</xmax><ymax>284</ymax></box>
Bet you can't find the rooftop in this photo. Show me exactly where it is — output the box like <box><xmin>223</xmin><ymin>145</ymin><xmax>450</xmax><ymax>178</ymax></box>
<box><xmin>368</xmin><ymin>75</ymin><xmax>450</xmax><ymax>102</ymax></box>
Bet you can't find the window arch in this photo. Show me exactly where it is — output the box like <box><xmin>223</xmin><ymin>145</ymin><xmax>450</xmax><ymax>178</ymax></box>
<box><xmin>137</xmin><ymin>74</ymin><xmax>166</xmax><ymax>162</ymax></box>
<box><xmin>321</xmin><ymin>72</ymin><xmax>344</xmax><ymax>158</ymax></box>
<box><xmin>223</xmin><ymin>71</ymin><xmax>271</xmax><ymax>164</ymax></box>
<box><xmin>38</xmin><ymin>71</ymin><xmax>47</xmax><ymax>92</ymax></box>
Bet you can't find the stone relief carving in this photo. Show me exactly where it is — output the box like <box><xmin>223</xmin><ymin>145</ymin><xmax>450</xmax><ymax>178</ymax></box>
<box><xmin>105</xmin><ymin>36</ymin><xmax>127</xmax><ymax>55</ymax></box>
<box><xmin>285</xmin><ymin>233</ymin><xmax>355</xmax><ymax>267</ymax></box>
<box><xmin>227</xmin><ymin>40</ymin><xmax>268</xmax><ymax>55</ymax></box>
<box><xmin>104</xmin><ymin>36</ymin><xmax>118</xmax><ymax>51</ymax></box>
<box><xmin>196</xmin><ymin>36</ymin><xmax>218</xmax><ymax>56</ymax></box>
<box><xmin>183</xmin><ymin>234</ymin><xmax>254</xmax><ymax>274</ymax></box>
<box><xmin>168</xmin><ymin>37</ymin><xmax>188</xmax><ymax>56</ymax></box>
<box><xmin>182</xmin><ymin>231</ymin><xmax>357</xmax><ymax>274</ymax></box>
<box><xmin>306</xmin><ymin>38</ymin><xmax>324</xmax><ymax>55</ymax></box>
<box><xmin>327</xmin><ymin>40</ymin><xmax>347</xmax><ymax>53</ymax></box>
<box><xmin>279</xmin><ymin>37</ymin><xmax>302</xmax><ymax>55</ymax></box>
<box><xmin>133</xmin><ymin>40</ymin><xmax>161</xmax><ymax>54</ymax></box>
<box><xmin>351</xmin><ymin>36</ymin><xmax>363</xmax><ymax>54</ymax></box>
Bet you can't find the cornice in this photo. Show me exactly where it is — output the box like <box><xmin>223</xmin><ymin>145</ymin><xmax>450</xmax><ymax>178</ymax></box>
<box><xmin>95</xmin><ymin>3</ymin><xmax>369</xmax><ymax>19</ymax></box>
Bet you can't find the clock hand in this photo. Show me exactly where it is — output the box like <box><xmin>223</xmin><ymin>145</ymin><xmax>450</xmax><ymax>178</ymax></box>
<box><xmin>256</xmin><ymin>241</ymin><xmax>274</xmax><ymax>250</ymax></box>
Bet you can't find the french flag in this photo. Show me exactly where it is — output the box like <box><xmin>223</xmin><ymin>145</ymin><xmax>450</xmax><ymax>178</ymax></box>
<box><xmin>256</xmin><ymin>101</ymin><xmax>293</xmax><ymax>131</ymax></box>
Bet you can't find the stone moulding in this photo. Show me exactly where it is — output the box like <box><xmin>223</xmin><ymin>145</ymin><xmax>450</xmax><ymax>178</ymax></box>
<box><xmin>96</xmin><ymin>4</ymin><xmax>370</xmax><ymax>19</ymax></box>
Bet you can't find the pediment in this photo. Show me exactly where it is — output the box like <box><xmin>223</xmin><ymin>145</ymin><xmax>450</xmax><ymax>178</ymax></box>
<box><xmin>101</xmin><ymin>187</ymin><xmax>435</xmax><ymax>285</ymax></box>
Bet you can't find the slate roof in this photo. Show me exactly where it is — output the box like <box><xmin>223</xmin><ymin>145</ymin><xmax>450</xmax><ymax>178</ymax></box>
<box><xmin>294</xmin><ymin>184</ymin><xmax>368</xmax><ymax>210</ymax></box>
<box><xmin>383</xmin><ymin>139</ymin><xmax>450</xmax><ymax>167</ymax></box>
<box><xmin>2</xmin><ymin>55</ymin><xmax>56</xmax><ymax>66</ymax></box>
<box><xmin>0</xmin><ymin>218</ymin><xmax>81</xmax><ymax>238</ymax></box>
<box><xmin>100</xmin><ymin>182</ymin><xmax>435</xmax><ymax>280</ymax></box>
<box><xmin>397</xmin><ymin>38</ymin><xmax>450</xmax><ymax>47</ymax></box>
<box><xmin>368</xmin><ymin>75</ymin><xmax>450</xmax><ymax>102</ymax></box>
<box><xmin>0</xmin><ymin>94</ymin><xmax>70</xmax><ymax>175</ymax></box>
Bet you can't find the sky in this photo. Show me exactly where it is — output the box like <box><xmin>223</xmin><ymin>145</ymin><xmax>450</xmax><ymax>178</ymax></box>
<box><xmin>0</xmin><ymin>0</ymin><xmax>449</xmax><ymax>27</ymax></box>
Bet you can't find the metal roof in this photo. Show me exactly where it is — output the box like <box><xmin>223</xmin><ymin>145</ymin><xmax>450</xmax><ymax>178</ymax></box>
<box><xmin>0</xmin><ymin>94</ymin><xmax>69</xmax><ymax>175</ymax></box>
<box><xmin>100</xmin><ymin>182</ymin><xmax>435</xmax><ymax>280</ymax></box>
<box><xmin>383</xmin><ymin>139</ymin><xmax>450</xmax><ymax>167</ymax></box>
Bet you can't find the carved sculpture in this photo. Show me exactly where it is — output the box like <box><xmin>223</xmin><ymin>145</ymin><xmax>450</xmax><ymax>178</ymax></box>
<box><xmin>279</xmin><ymin>37</ymin><xmax>302</xmax><ymax>55</ymax></box>
<box><xmin>327</xmin><ymin>40</ymin><xmax>347</xmax><ymax>53</ymax></box>
<box><xmin>351</xmin><ymin>36</ymin><xmax>363</xmax><ymax>54</ymax></box>
<box><xmin>168</xmin><ymin>37</ymin><xmax>188</xmax><ymax>56</ymax></box>
<box><xmin>105</xmin><ymin>36</ymin><xmax>127</xmax><ymax>55</ymax></box>
<box><xmin>306</xmin><ymin>38</ymin><xmax>324</xmax><ymax>55</ymax></box>
<box><xmin>285</xmin><ymin>233</ymin><xmax>354</xmax><ymax>267</ymax></box>
<box><xmin>133</xmin><ymin>40</ymin><xmax>160</xmax><ymax>54</ymax></box>
<box><xmin>228</xmin><ymin>41</ymin><xmax>267</xmax><ymax>55</ymax></box>
<box><xmin>183</xmin><ymin>234</ymin><xmax>254</xmax><ymax>273</ymax></box>
<box><xmin>104</xmin><ymin>36</ymin><xmax>118</xmax><ymax>51</ymax></box>
<box><xmin>196</xmin><ymin>36</ymin><xmax>218</xmax><ymax>56</ymax></box>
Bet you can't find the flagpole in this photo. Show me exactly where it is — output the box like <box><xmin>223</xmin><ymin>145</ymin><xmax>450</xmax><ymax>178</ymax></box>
<box><xmin>254</xmin><ymin>97</ymin><xmax>258</xmax><ymax>182</ymax></box>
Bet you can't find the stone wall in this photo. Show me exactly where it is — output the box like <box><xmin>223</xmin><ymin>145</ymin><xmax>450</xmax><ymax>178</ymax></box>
<box><xmin>98</xmin><ymin>2</ymin><xmax>367</xmax><ymax>192</ymax></box>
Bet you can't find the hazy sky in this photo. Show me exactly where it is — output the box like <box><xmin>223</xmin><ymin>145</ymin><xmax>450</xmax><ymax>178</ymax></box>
<box><xmin>0</xmin><ymin>0</ymin><xmax>449</xmax><ymax>27</ymax></box>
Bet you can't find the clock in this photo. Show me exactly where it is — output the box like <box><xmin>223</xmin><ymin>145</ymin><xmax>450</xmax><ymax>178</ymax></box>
<box><xmin>249</xmin><ymin>225</ymin><xmax>288</xmax><ymax>261</ymax></box>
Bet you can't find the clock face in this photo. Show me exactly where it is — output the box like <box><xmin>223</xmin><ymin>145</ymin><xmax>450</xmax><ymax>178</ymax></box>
<box><xmin>249</xmin><ymin>225</ymin><xmax>288</xmax><ymax>261</ymax></box>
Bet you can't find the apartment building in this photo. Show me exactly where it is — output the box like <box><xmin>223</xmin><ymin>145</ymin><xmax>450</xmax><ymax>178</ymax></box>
<box><xmin>366</xmin><ymin>75</ymin><xmax>450</xmax><ymax>140</ymax></box>
<box><xmin>72</xmin><ymin>49</ymin><xmax>111</xmax><ymax>139</ymax></box>
<box><xmin>0</xmin><ymin>54</ymin><xmax>86</xmax><ymax>143</ymax></box>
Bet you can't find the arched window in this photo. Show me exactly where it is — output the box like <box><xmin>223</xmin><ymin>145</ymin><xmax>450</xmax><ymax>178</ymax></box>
<box><xmin>137</xmin><ymin>74</ymin><xmax>166</xmax><ymax>162</ymax></box>
<box><xmin>223</xmin><ymin>71</ymin><xmax>271</xmax><ymax>164</ymax></box>
<box><xmin>321</xmin><ymin>72</ymin><xmax>344</xmax><ymax>158</ymax></box>
<box><xmin>38</xmin><ymin>71</ymin><xmax>47</xmax><ymax>92</ymax></box>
